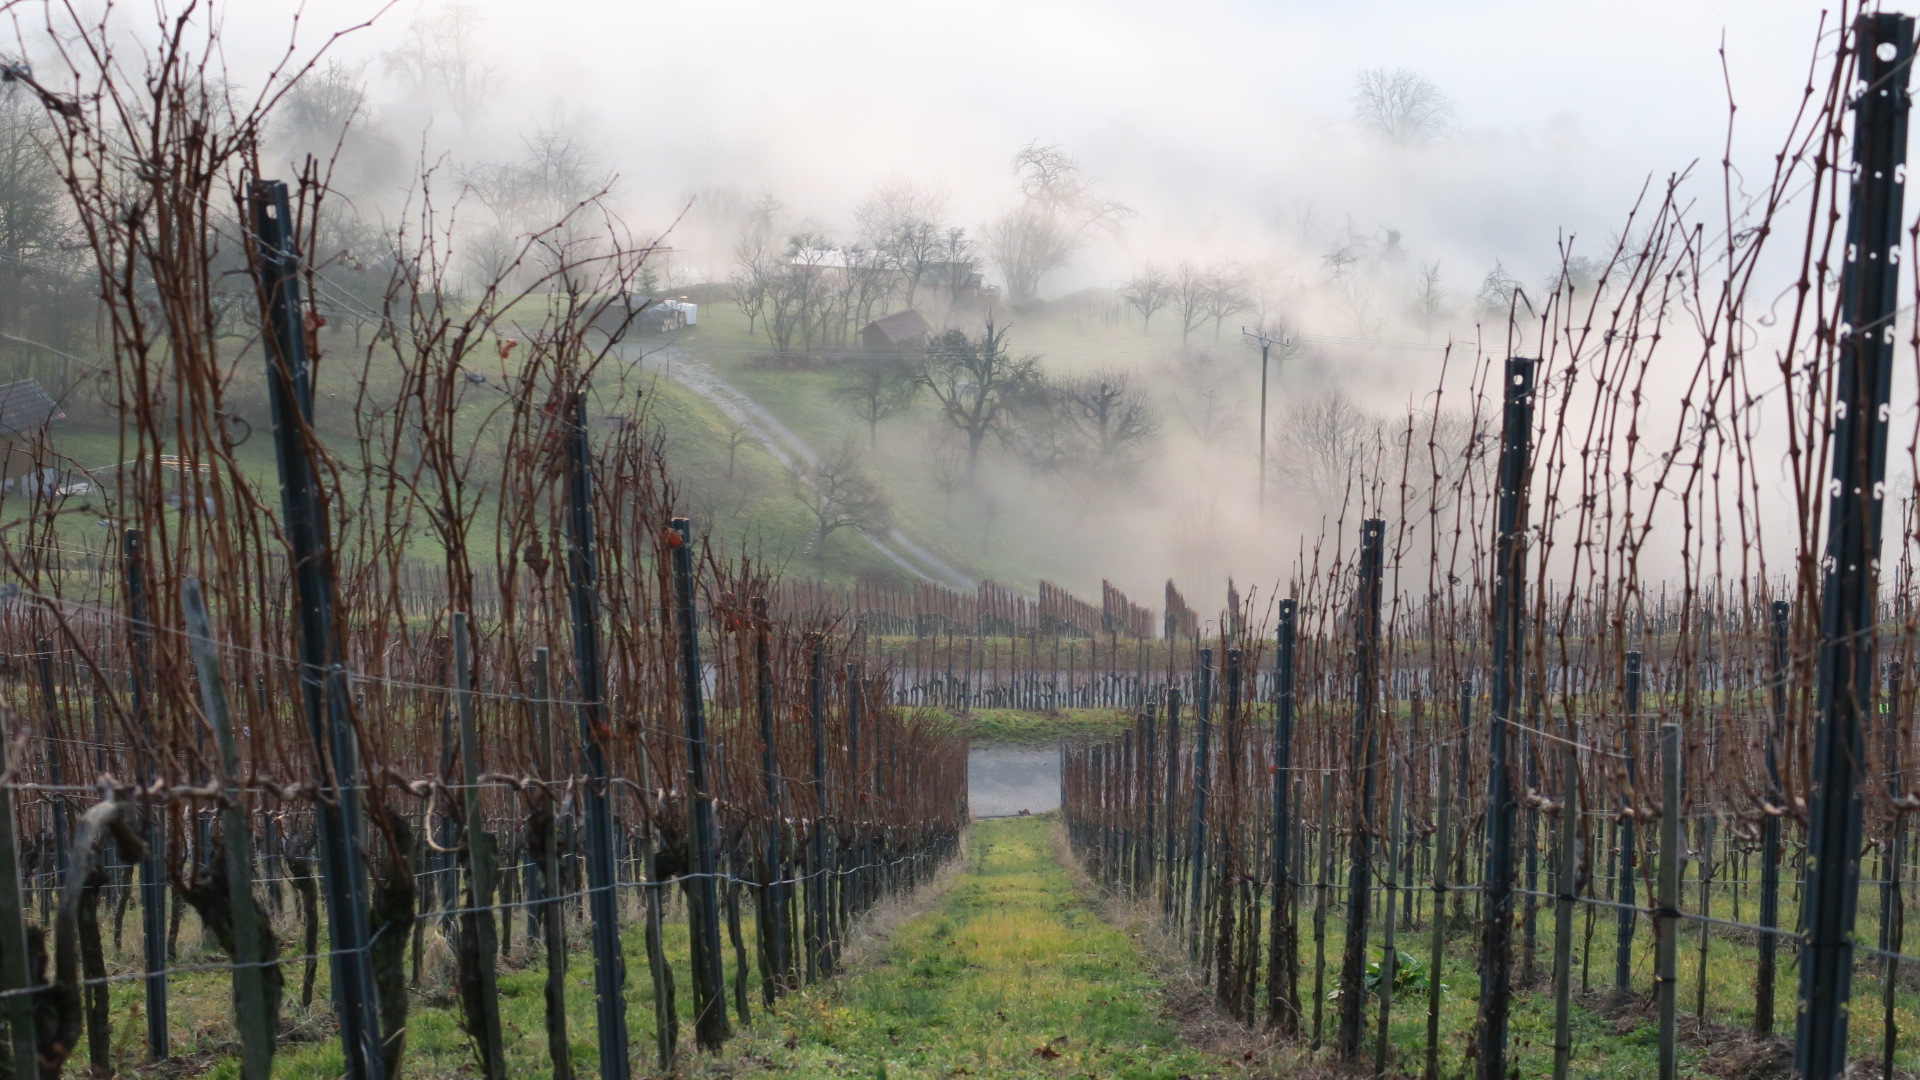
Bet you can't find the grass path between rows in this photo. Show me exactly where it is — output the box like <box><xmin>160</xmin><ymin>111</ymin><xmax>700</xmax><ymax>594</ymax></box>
<box><xmin>699</xmin><ymin>815</ymin><xmax>1223</xmax><ymax>1080</ymax></box>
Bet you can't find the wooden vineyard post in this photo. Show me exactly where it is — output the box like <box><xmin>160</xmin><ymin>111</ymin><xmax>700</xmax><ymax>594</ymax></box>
<box><xmin>123</xmin><ymin>528</ymin><xmax>168</xmax><ymax>1061</ymax></box>
<box><xmin>1268</xmin><ymin>597</ymin><xmax>1301</xmax><ymax>1032</ymax></box>
<box><xmin>670</xmin><ymin>518</ymin><xmax>731</xmax><ymax>1051</ymax></box>
<box><xmin>1551</xmin><ymin>740</ymin><xmax>1578</xmax><ymax>1080</ymax></box>
<box><xmin>1189</xmin><ymin>651</ymin><xmax>1212</xmax><ymax>965</ymax></box>
<box><xmin>1163</xmin><ymin>687</ymin><xmax>1182</xmax><ymax>922</ymax></box>
<box><xmin>1798</xmin><ymin>16</ymin><xmax>1913</xmax><ymax>1080</ymax></box>
<box><xmin>1426</xmin><ymin>754</ymin><xmax>1452</xmax><ymax>1080</ymax></box>
<box><xmin>1757</xmin><ymin>601</ymin><xmax>1788</xmax><ymax>1035</ymax></box>
<box><xmin>1374</xmin><ymin>771</ymin><xmax>1404</xmax><ymax>1077</ymax></box>
<box><xmin>1884</xmin><ymin>660</ymin><xmax>1907</xmax><ymax>1080</ymax></box>
<box><xmin>1656</xmin><ymin>723</ymin><xmax>1682</xmax><ymax>1080</ymax></box>
<box><xmin>559</xmin><ymin>391</ymin><xmax>634</xmax><ymax>1080</ymax></box>
<box><xmin>531</xmin><ymin>649</ymin><xmax>572</xmax><ymax>1080</ymax></box>
<box><xmin>453</xmin><ymin>613</ymin><xmax>507</xmax><ymax>1079</ymax></box>
<box><xmin>1313</xmin><ymin>769</ymin><xmax>1333</xmax><ymax>1051</ymax></box>
<box><xmin>752</xmin><ymin>598</ymin><xmax>793</xmax><ymax>1001</ymax></box>
<box><xmin>1338</xmin><ymin>518</ymin><xmax>1385</xmax><ymax>1060</ymax></box>
<box><xmin>182</xmin><ymin>578</ymin><xmax>274</xmax><ymax>1080</ymax></box>
<box><xmin>1141</xmin><ymin>703</ymin><xmax>1158</xmax><ymax>906</ymax></box>
<box><xmin>1617</xmin><ymin>649</ymin><xmax>1641</xmax><ymax>997</ymax></box>
<box><xmin>807</xmin><ymin>635</ymin><xmax>830</xmax><ymax>982</ymax></box>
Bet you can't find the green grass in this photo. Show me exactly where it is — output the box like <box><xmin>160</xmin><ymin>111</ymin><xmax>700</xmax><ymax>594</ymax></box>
<box><xmin>3</xmin><ymin>318</ymin><xmax>912</xmax><ymax>590</ymax></box>
<box><xmin>948</xmin><ymin>708</ymin><xmax>1137</xmax><ymax>746</ymax></box>
<box><xmin>692</xmin><ymin>815</ymin><xmax>1222</xmax><ymax>1080</ymax></box>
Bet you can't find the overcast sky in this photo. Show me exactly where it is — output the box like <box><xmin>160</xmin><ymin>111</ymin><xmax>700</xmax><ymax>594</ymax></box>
<box><xmin>197</xmin><ymin>0</ymin><xmax>1839</xmax><ymax>273</ymax></box>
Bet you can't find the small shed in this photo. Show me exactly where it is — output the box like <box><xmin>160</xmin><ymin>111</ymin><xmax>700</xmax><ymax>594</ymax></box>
<box><xmin>0</xmin><ymin>379</ymin><xmax>65</xmax><ymax>484</ymax></box>
<box><xmin>861</xmin><ymin>309</ymin><xmax>931</xmax><ymax>352</ymax></box>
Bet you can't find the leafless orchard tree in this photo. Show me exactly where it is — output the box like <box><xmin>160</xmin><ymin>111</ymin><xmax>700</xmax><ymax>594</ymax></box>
<box><xmin>830</xmin><ymin>352</ymin><xmax>923</xmax><ymax>446</ymax></box>
<box><xmin>1054</xmin><ymin>369</ymin><xmax>1160</xmax><ymax>476</ymax></box>
<box><xmin>1158</xmin><ymin>347</ymin><xmax>1245</xmax><ymax>447</ymax></box>
<box><xmin>797</xmin><ymin>440</ymin><xmax>893</xmax><ymax>557</ymax></box>
<box><xmin>1120</xmin><ymin>264</ymin><xmax>1172</xmax><ymax>331</ymax></box>
<box><xmin>1350</xmin><ymin>66</ymin><xmax>1455</xmax><ymax>145</ymax></box>
<box><xmin>1268</xmin><ymin>389</ymin><xmax>1388</xmax><ymax>513</ymax></box>
<box><xmin>919</xmin><ymin>319</ymin><xmax>1044</xmax><ymax>478</ymax></box>
<box><xmin>1409</xmin><ymin>260</ymin><xmax>1446</xmax><ymax>340</ymax></box>
<box><xmin>855</xmin><ymin>180</ymin><xmax>948</xmax><ymax>304</ymax></box>
<box><xmin>382</xmin><ymin>1</ymin><xmax>500</xmax><ymax>139</ymax></box>
<box><xmin>984</xmin><ymin>142</ymin><xmax>1131</xmax><ymax>304</ymax></box>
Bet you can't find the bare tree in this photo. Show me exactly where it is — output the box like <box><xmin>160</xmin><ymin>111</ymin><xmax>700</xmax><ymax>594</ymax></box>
<box><xmin>1172</xmin><ymin>263</ymin><xmax>1211</xmax><ymax>344</ymax></box>
<box><xmin>855</xmin><ymin>180</ymin><xmax>946</xmax><ymax>303</ymax></box>
<box><xmin>1160</xmin><ymin>347</ymin><xmax>1244</xmax><ymax>447</ymax></box>
<box><xmin>923</xmin><ymin>434</ymin><xmax>966</xmax><ymax>517</ymax></box>
<box><xmin>831</xmin><ymin>353</ymin><xmax>923</xmax><ymax>446</ymax></box>
<box><xmin>934</xmin><ymin>226</ymin><xmax>979</xmax><ymax>312</ymax></box>
<box><xmin>725</xmin><ymin>422</ymin><xmax>753</xmax><ymax>479</ymax></box>
<box><xmin>1475</xmin><ymin>259</ymin><xmax>1522</xmax><ymax>319</ymax></box>
<box><xmin>1201</xmin><ymin>267</ymin><xmax>1251</xmax><ymax>338</ymax></box>
<box><xmin>1410</xmin><ymin>261</ymin><xmax>1446</xmax><ymax>340</ymax></box>
<box><xmin>0</xmin><ymin>85</ymin><xmax>86</xmax><ymax>352</ymax></box>
<box><xmin>1350</xmin><ymin>67</ymin><xmax>1455</xmax><ymax>145</ymax></box>
<box><xmin>1120</xmin><ymin>265</ymin><xmax>1172</xmax><ymax>331</ymax></box>
<box><xmin>1055</xmin><ymin>369</ymin><xmax>1160</xmax><ymax>474</ymax></box>
<box><xmin>919</xmin><ymin>318</ymin><xmax>1045</xmax><ymax>478</ymax></box>
<box><xmin>1270</xmin><ymin>390</ymin><xmax>1387</xmax><ymax>512</ymax></box>
<box><xmin>382</xmin><ymin>2</ymin><xmax>500</xmax><ymax>139</ymax></box>
<box><xmin>797</xmin><ymin>441</ymin><xmax>893</xmax><ymax>557</ymax></box>
<box><xmin>985</xmin><ymin>142</ymin><xmax>1131</xmax><ymax>303</ymax></box>
<box><xmin>275</xmin><ymin>59</ymin><xmax>369</xmax><ymax>148</ymax></box>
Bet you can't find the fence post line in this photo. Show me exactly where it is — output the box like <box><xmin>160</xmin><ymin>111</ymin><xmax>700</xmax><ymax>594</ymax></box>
<box><xmin>182</xmin><ymin>578</ymin><xmax>274</xmax><ymax>1080</ymax></box>
<box><xmin>1268</xmin><ymin>597</ymin><xmax>1301</xmax><ymax>1032</ymax></box>
<box><xmin>1477</xmin><ymin>355</ymin><xmax>1536</xmax><ymax>1080</ymax></box>
<box><xmin>1551</xmin><ymin>739</ymin><xmax>1578</xmax><ymax>1080</ymax></box>
<box><xmin>1426</xmin><ymin>753</ymin><xmax>1452</xmax><ymax>1080</ymax></box>
<box><xmin>250</xmin><ymin>179</ymin><xmax>385</xmax><ymax>1080</ymax></box>
<box><xmin>1798</xmin><ymin>16</ymin><xmax>1914</xmax><ymax>1080</ymax></box>
<box><xmin>122</xmin><ymin>528</ymin><xmax>168</xmax><ymax>1061</ymax></box>
<box><xmin>531</xmin><ymin>648</ymin><xmax>572</xmax><ymax>1080</ymax></box>
<box><xmin>559</xmin><ymin>391</ymin><xmax>633</xmax><ymax>1080</ymax></box>
<box><xmin>1657</xmin><ymin>723</ymin><xmax>1681</xmax><ymax>1080</ymax></box>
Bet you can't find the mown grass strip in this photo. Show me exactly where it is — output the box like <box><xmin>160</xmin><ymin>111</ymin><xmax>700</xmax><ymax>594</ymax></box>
<box><xmin>701</xmin><ymin>814</ymin><xmax>1220</xmax><ymax>1080</ymax></box>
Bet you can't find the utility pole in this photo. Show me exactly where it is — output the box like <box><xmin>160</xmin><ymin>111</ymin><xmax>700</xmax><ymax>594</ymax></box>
<box><xmin>1241</xmin><ymin>327</ymin><xmax>1291</xmax><ymax>513</ymax></box>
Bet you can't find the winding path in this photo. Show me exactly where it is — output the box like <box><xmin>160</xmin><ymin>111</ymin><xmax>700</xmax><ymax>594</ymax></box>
<box><xmin>624</xmin><ymin>342</ymin><xmax>974</xmax><ymax>589</ymax></box>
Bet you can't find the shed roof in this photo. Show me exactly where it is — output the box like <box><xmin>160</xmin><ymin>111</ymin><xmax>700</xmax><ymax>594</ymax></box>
<box><xmin>0</xmin><ymin>380</ymin><xmax>63</xmax><ymax>439</ymax></box>
<box><xmin>865</xmin><ymin>309</ymin><xmax>931</xmax><ymax>345</ymax></box>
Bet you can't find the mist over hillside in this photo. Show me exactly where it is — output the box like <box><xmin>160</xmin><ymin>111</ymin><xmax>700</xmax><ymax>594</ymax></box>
<box><xmin>0</xmin><ymin>0</ymin><xmax>1858</xmax><ymax>611</ymax></box>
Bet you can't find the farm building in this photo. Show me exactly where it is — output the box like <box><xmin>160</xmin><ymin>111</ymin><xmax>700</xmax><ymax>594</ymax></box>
<box><xmin>0</xmin><ymin>378</ymin><xmax>66</xmax><ymax>488</ymax></box>
<box><xmin>862</xmin><ymin>309</ymin><xmax>931</xmax><ymax>352</ymax></box>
